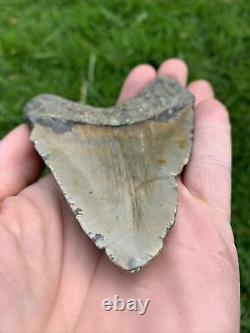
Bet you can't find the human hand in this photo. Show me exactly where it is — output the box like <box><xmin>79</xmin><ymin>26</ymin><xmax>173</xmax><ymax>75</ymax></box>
<box><xmin>0</xmin><ymin>59</ymin><xmax>240</xmax><ymax>333</ymax></box>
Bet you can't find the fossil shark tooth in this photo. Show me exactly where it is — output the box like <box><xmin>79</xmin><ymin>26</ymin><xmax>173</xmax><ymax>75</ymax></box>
<box><xmin>24</xmin><ymin>77</ymin><xmax>194</xmax><ymax>272</ymax></box>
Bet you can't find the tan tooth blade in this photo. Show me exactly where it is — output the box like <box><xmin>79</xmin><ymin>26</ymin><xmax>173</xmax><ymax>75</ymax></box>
<box><xmin>25</xmin><ymin>77</ymin><xmax>194</xmax><ymax>272</ymax></box>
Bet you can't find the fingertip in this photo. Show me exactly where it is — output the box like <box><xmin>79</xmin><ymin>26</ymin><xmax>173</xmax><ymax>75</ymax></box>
<box><xmin>118</xmin><ymin>64</ymin><xmax>156</xmax><ymax>103</ymax></box>
<box><xmin>188</xmin><ymin>80</ymin><xmax>214</xmax><ymax>106</ymax></box>
<box><xmin>157</xmin><ymin>58</ymin><xmax>188</xmax><ymax>86</ymax></box>
<box><xmin>196</xmin><ymin>98</ymin><xmax>230</xmax><ymax>129</ymax></box>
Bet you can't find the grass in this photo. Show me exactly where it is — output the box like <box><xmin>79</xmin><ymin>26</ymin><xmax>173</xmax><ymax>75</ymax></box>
<box><xmin>0</xmin><ymin>0</ymin><xmax>250</xmax><ymax>330</ymax></box>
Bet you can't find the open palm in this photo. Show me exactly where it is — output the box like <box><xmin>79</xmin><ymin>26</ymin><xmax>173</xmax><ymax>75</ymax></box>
<box><xmin>0</xmin><ymin>59</ymin><xmax>240</xmax><ymax>333</ymax></box>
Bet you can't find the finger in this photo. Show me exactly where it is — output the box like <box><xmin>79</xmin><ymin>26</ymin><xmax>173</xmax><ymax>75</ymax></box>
<box><xmin>182</xmin><ymin>99</ymin><xmax>231</xmax><ymax>215</ymax></box>
<box><xmin>0</xmin><ymin>124</ymin><xmax>44</xmax><ymax>200</ymax></box>
<box><xmin>117</xmin><ymin>64</ymin><xmax>156</xmax><ymax>103</ymax></box>
<box><xmin>157</xmin><ymin>58</ymin><xmax>188</xmax><ymax>86</ymax></box>
<box><xmin>188</xmin><ymin>80</ymin><xmax>214</xmax><ymax>106</ymax></box>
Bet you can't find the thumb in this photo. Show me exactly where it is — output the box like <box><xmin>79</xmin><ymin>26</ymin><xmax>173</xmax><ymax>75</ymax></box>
<box><xmin>0</xmin><ymin>125</ymin><xmax>44</xmax><ymax>201</ymax></box>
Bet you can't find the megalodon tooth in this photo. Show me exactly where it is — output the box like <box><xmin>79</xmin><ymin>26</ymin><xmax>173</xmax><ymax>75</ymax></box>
<box><xmin>24</xmin><ymin>77</ymin><xmax>194</xmax><ymax>272</ymax></box>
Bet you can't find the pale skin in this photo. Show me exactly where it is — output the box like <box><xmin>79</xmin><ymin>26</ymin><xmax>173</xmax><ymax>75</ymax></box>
<box><xmin>0</xmin><ymin>59</ymin><xmax>240</xmax><ymax>333</ymax></box>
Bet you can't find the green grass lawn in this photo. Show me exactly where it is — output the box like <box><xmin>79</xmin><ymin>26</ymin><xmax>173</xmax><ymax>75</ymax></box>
<box><xmin>0</xmin><ymin>0</ymin><xmax>249</xmax><ymax>330</ymax></box>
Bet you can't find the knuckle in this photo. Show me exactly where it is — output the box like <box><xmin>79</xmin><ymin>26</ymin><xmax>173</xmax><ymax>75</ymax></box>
<box><xmin>0</xmin><ymin>196</ymin><xmax>25</xmax><ymax>239</ymax></box>
<box><xmin>191</xmin><ymin>153</ymin><xmax>231</xmax><ymax>170</ymax></box>
<box><xmin>0</xmin><ymin>195</ymin><xmax>40</xmax><ymax>240</ymax></box>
